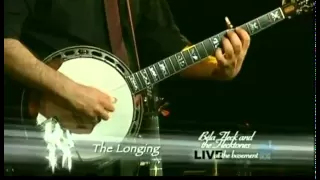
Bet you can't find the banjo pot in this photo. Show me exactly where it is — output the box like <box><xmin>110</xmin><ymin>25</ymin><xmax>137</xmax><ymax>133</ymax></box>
<box><xmin>20</xmin><ymin>46</ymin><xmax>144</xmax><ymax>165</ymax></box>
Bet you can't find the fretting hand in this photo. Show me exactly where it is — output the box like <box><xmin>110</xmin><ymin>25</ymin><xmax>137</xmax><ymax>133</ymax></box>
<box><xmin>212</xmin><ymin>17</ymin><xmax>251</xmax><ymax>80</ymax></box>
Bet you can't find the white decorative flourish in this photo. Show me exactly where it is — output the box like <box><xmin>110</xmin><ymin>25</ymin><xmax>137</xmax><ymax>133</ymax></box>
<box><xmin>39</xmin><ymin>117</ymin><xmax>74</xmax><ymax>173</ymax></box>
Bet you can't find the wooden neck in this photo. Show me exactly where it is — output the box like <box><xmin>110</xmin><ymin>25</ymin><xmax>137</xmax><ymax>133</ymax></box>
<box><xmin>126</xmin><ymin>7</ymin><xmax>286</xmax><ymax>94</ymax></box>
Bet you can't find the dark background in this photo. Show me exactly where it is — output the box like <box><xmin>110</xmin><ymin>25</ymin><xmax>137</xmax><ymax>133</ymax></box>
<box><xmin>160</xmin><ymin>0</ymin><xmax>314</xmax><ymax>135</ymax></box>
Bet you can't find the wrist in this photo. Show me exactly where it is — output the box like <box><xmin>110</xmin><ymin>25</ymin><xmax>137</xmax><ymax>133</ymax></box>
<box><xmin>52</xmin><ymin>76</ymin><xmax>78</xmax><ymax>101</ymax></box>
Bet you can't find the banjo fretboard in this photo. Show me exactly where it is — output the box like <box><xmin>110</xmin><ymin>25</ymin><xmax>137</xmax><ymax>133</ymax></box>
<box><xmin>126</xmin><ymin>7</ymin><xmax>286</xmax><ymax>94</ymax></box>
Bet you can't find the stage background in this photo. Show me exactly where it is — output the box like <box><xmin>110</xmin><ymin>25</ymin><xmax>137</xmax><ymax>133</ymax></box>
<box><xmin>160</xmin><ymin>0</ymin><xmax>314</xmax><ymax>135</ymax></box>
<box><xmin>158</xmin><ymin>0</ymin><xmax>314</xmax><ymax>175</ymax></box>
<box><xmin>3</xmin><ymin>0</ymin><xmax>315</xmax><ymax>176</ymax></box>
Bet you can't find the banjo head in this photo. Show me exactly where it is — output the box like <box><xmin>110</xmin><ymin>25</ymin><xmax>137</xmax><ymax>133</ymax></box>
<box><xmin>21</xmin><ymin>46</ymin><xmax>143</xmax><ymax>165</ymax></box>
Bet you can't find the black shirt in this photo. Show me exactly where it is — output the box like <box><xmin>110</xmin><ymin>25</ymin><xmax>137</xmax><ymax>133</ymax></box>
<box><xmin>4</xmin><ymin>0</ymin><xmax>189</xmax><ymax>176</ymax></box>
<box><xmin>4</xmin><ymin>0</ymin><xmax>189</xmax><ymax>117</ymax></box>
<box><xmin>4</xmin><ymin>0</ymin><xmax>188</xmax><ymax>67</ymax></box>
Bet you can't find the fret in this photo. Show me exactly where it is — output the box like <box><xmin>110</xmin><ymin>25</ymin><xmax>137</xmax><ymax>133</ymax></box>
<box><xmin>169</xmin><ymin>56</ymin><xmax>180</xmax><ymax>71</ymax></box>
<box><xmin>155</xmin><ymin>61</ymin><xmax>168</xmax><ymax>78</ymax></box>
<box><xmin>144</xmin><ymin>68</ymin><xmax>155</xmax><ymax>84</ymax></box>
<box><xmin>269</xmin><ymin>8</ymin><xmax>285</xmax><ymax>23</ymax></box>
<box><xmin>136</xmin><ymin>71</ymin><xmax>147</xmax><ymax>88</ymax></box>
<box><xmin>240</xmin><ymin>8</ymin><xmax>285</xmax><ymax>36</ymax></box>
<box><xmin>164</xmin><ymin>58</ymin><xmax>175</xmax><ymax>74</ymax></box>
<box><xmin>142</xmin><ymin>69</ymin><xmax>152</xmax><ymax>85</ymax></box>
<box><xmin>254</xmin><ymin>14</ymin><xmax>272</xmax><ymax>29</ymax></box>
<box><xmin>240</xmin><ymin>23</ymin><xmax>250</xmax><ymax>34</ymax></box>
<box><xmin>147</xmin><ymin>65</ymin><xmax>160</xmax><ymax>82</ymax></box>
<box><xmin>202</xmin><ymin>39</ymin><xmax>213</xmax><ymax>56</ymax></box>
<box><xmin>209</xmin><ymin>33</ymin><xmax>222</xmax><ymax>50</ymax></box>
<box><xmin>137</xmin><ymin>69</ymin><xmax>151</xmax><ymax>87</ymax></box>
<box><xmin>246</xmin><ymin>19</ymin><xmax>262</xmax><ymax>35</ymax></box>
<box><xmin>187</xmin><ymin>46</ymin><xmax>202</xmax><ymax>63</ymax></box>
<box><xmin>133</xmin><ymin>73</ymin><xmax>143</xmax><ymax>90</ymax></box>
<box><xmin>181</xmin><ymin>50</ymin><xmax>193</xmax><ymax>65</ymax></box>
<box><xmin>154</xmin><ymin>64</ymin><xmax>164</xmax><ymax>79</ymax></box>
<box><xmin>126</xmin><ymin>75</ymin><xmax>140</xmax><ymax>92</ymax></box>
<box><xmin>175</xmin><ymin>53</ymin><xmax>187</xmax><ymax>69</ymax></box>
<box><xmin>196</xmin><ymin>43</ymin><xmax>209</xmax><ymax>59</ymax></box>
<box><xmin>219</xmin><ymin>31</ymin><xmax>228</xmax><ymax>38</ymax></box>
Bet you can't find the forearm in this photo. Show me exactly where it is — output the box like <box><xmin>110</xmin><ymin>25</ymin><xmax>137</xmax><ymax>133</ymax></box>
<box><xmin>4</xmin><ymin>38</ymin><xmax>75</xmax><ymax>98</ymax></box>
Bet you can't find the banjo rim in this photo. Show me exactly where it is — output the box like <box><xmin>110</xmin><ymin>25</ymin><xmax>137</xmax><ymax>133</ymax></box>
<box><xmin>20</xmin><ymin>45</ymin><xmax>144</xmax><ymax>165</ymax></box>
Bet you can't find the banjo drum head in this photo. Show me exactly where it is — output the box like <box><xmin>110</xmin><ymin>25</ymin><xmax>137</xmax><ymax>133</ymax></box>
<box><xmin>31</xmin><ymin>47</ymin><xmax>142</xmax><ymax>164</ymax></box>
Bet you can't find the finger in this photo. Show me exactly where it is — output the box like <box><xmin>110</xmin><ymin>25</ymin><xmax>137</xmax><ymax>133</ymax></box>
<box><xmin>226</xmin><ymin>31</ymin><xmax>242</xmax><ymax>56</ymax></box>
<box><xmin>215</xmin><ymin>48</ymin><xmax>228</xmax><ymax>66</ymax></box>
<box><xmin>222</xmin><ymin>37</ymin><xmax>234</xmax><ymax>59</ymax></box>
<box><xmin>91</xmin><ymin>116</ymin><xmax>102</xmax><ymax>125</ymax></box>
<box><xmin>235</xmin><ymin>27</ymin><xmax>250</xmax><ymax>51</ymax></box>
<box><xmin>99</xmin><ymin>110</ymin><xmax>110</xmax><ymax>121</ymax></box>
<box><xmin>100</xmin><ymin>97</ymin><xmax>115</xmax><ymax>112</ymax></box>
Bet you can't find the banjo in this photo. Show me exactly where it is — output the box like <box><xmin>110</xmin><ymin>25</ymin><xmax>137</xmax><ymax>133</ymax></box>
<box><xmin>15</xmin><ymin>0</ymin><xmax>312</xmax><ymax>175</ymax></box>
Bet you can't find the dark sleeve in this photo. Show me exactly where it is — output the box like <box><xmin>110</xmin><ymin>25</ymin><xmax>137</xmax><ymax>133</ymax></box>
<box><xmin>136</xmin><ymin>0</ymin><xmax>189</xmax><ymax>65</ymax></box>
<box><xmin>4</xmin><ymin>0</ymin><xmax>30</xmax><ymax>39</ymax></box>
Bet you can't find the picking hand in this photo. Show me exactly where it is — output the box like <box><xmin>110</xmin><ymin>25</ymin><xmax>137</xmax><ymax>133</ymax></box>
<box><xmin>40</xmin><ymin>83</ymin><xmax>116</xmax><ymax>134</ymax></box>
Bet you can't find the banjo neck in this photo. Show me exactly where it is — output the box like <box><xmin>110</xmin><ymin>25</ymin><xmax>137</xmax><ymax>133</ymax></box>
<box><xmin>126</xmin><ymin>1</ymin><xmax>312</xmax><ymax>94</ymax></box>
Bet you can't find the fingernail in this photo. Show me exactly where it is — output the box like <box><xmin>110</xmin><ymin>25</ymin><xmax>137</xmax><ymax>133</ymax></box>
<box><xmin>112</xmin><ymin>97</ymin><xmax>117</xmax><ymax>103</ymax></box>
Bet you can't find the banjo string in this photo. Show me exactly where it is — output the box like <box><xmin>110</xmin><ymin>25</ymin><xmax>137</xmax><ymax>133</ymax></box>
<box><xmin>109</xmin><ymin>82</ymin><xmax>131</xmax><ymax>93</ymax></box>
